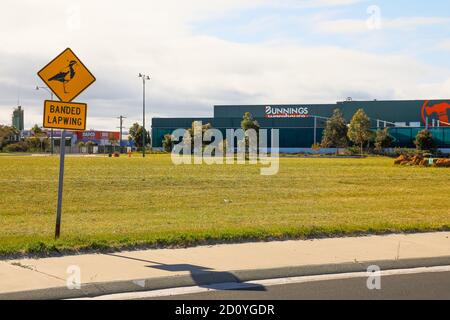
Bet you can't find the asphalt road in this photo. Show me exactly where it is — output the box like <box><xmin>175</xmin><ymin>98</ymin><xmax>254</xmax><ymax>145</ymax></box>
<box><xmin>146</xmin><ymin>271</ymin><xmax>450</xmax><ymax>300</ymax></box>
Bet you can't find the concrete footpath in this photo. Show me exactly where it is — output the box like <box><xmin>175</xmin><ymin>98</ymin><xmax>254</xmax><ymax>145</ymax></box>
<box><xmin>1</xmin><ymin>232</ymin><xmax>449</xmax><ymax>299</ymax></box>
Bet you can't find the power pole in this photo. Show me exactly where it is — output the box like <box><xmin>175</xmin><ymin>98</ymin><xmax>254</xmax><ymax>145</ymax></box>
<box><xmin>117</xmin><ymin>115</ymin><xmax>126</xmax><ymax>152</ymax></box>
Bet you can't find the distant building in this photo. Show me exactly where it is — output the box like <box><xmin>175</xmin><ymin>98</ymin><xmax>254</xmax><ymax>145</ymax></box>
<box><xmin>12</xmin><ymin>106</ymin><xmax>24</xmax><ymax>131</ymax></box>
<box><xmin>75</xmin><ymin>130</ymin><xmax>120</xmax><ymax>145</ymax></box>
<box><xmin>152</xmin><ymin>99</ymin><xmax>450</xmax><ymax>152</ymax></box>
<box><xmin>39</xmin><ymin>129</ymin><xmax>131</xmax><ymax>152</ymax></box>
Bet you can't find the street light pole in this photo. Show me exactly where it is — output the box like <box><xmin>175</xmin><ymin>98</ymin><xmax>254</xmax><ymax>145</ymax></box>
<box><xmin>139</xmin><ymin>73</ymin><xmax>150</xmax><ymax>158</ymax></box>
<box><xmin>36</xmin><ymin>86</ymin><xmax>54</xmax><ymax>155</ymax></box>
<box><xmin>117</xmin><ymin>115</ymin><xmax>126</xmax><ymax>153</ymax></box>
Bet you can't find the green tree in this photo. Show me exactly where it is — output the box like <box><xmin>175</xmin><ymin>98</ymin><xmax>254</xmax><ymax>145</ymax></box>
<box><xmin>29</xmin><ymin>125</ymin><xmax>48</xmax><ymax>152</ymax></box>
<box><xmin>26</xmin><ymin>136</ymin><xmax>49</xmax><ymax>152</ymax></box>
<box><xmin>31</xmin><ymin>124</ymin><xmax>43</xmax><ymax>136</ymax></box>
<box><xmin>186</xmin><ymin>121</ymin><xmax>212</xmax><ymax>153</ymax></box>
<box><xmin>162</xmin><ymin>134</ymin><xmax>174</xmax><ymax>152</ymax></box>
<box><xmin>320</xmin><ymin>109</ymin><xmax>349</xmax><ymax>153</ymax></box>
<box><xmin>374</xmin><ymin>128</ymin><xmax>393</xmax><ymax>153</ymax></box>
<box><xmin>129</xmin><ymin>123</ymin><xmax>150</xmax><ymax>149</ymax></box>
<box><xmin>241</xmin><ymin>112</ymin><xmax>260</xmax><ymax>131</ymax></box>
<box><xmin>187</xmin><ymin>121</ymin><xmax>212</xmax><ymax>136</ymax></box>
<box><xmin>347</xmin><ymin>108</ymin><xmax>372</xmax><ymax>155</ymax></box>
<box><xmin>77</xmin><ymin>141</ymin><xmax>86</xmax><ymax>153</ymax></box>
<box><xmin>0</xmin><ymin>125</ymin><xmax>19</xmax><ymax>150</ymax></box>
<box><xmin>109</xmin><ymin>136</ymin><xmax>118</xmax><ymax>152</ymax></box>
<box><xmin>85</xmin><ymin>141</ymin><xmax>95</xmax><ymax>154</ymax></box>
<box><xmin>240</xmin><ymin>112</ymin><xmax>260</xmax><ymax>158</ymax></box>
<box><xmin>414</xmin><ymin>129</ymin><xmax>437</xmax><ymax>153</ymax></box>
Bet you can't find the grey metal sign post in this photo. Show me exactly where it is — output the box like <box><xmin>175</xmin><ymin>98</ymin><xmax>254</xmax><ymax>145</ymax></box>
<box><xmin>55</xmin><ymin>130</ymin><xmax>66</xmax><ymax>239</ymax></box>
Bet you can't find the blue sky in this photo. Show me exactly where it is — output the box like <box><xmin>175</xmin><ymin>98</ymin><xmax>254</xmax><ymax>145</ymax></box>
<box><xmin>1</xmin><ymin>0</ymin><xmax>450</xmax><ymax>130</ymax></box>
<box><xmin>193</xmin><ymin>0</ymin><xmax>450</xmax><ymax>65</ymax></box>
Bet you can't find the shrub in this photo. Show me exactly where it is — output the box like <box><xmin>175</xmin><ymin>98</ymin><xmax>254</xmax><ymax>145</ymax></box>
<box><xmin>345</xmin><ymin>146</ymin><xmax>361</xmax><ymax>156</ymax></box>
<box><xmin>392</xmin><ymin>148</ymin><xmax>418</xmax><ymax>158</ymax></box>
<box><xmin>4</xmin><ymin>141</ymin><xmax>30</xmax><ymax>152</ymax></box>
<box><xmin>414</xmin><ymin>129</ymin><xmax>437</xmax><ymax>153</ymax></box>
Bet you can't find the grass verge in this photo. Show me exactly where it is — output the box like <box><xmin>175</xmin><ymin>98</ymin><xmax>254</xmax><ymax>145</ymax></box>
<box><xmin>0</xmin><ymin>155</ymin><xmax>449</xmax><ymax>257</ymax></box>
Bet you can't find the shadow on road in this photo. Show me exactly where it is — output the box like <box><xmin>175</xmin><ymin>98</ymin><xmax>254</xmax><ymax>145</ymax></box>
<box><xmin>106</xmin><ymin>253</ymin><xmax>266</xmax><ymax>292</ymax></box>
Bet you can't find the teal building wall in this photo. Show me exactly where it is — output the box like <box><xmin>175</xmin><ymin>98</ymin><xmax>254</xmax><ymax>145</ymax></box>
<box><xmin>152</xmin><ymin>99</ymin><xmax>450</xmax><ymax>150</ymax></box>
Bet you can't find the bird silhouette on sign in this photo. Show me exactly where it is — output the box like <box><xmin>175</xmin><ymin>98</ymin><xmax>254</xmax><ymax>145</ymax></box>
<box><xmin>47</xmin><ymin>60</ymin><xmax>78</xmax><ymax>94</ymax></box>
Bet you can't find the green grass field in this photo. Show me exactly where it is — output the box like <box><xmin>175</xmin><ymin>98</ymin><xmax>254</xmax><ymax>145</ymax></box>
<box><xmin>0</xmin><ymin>154</ymin><xmax>449</xmax><ymax>256</ymax></box>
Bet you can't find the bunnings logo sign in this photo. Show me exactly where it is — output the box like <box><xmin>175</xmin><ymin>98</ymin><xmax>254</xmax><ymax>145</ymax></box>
<box><xmin>265</xmin><ymin>106</ymin><xmax>310</xmax><ymax>118</ymax></box>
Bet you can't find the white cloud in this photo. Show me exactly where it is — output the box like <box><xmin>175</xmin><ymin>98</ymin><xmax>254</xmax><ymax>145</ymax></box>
<box><xmin>386</xmin><ymin>17</ymin><xmax>450</xmax><ymax>30</ymax></box>
<box><xmin>317</xmin><ymin>16</ymin><xmax>450</xmax><ymax>34</ymax></box>
<box><xmin>437</xmin><ymin>39</ymin><xmax>450</xmax><ymax>51</ymax></box>
<box><xmin>317</xmin><ymin>19</ymin><xmax>367</xmax><ymax>33</ymax></box>
<box><xmin>274</xmin><ymin>0</ymin><xmax>362</xmax><ymax>9</ymax></box>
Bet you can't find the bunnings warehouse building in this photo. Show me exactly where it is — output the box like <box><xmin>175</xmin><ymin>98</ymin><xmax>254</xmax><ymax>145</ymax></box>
<box><xmin>152</xmin><ymin>99</ymin><xmax>450</xmax><ymax>153</ymax></box>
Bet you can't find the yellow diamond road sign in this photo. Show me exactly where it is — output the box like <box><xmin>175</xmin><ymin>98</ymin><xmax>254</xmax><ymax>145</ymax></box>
<box><xmin>43</xmin><ymin>100</ymin><xmax>87</xmax><ymax>131</ymax></box>
<box><xmin>38</xmin><ymin>48</ymin><xmax>96</xmax><ymax>102</ymax></box>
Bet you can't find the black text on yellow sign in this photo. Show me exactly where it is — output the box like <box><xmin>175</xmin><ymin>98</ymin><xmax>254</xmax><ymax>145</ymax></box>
<box><xmin>43</xmin><ymin>100</ymin><xmax>87</xmax><ymax>131</ymax></box>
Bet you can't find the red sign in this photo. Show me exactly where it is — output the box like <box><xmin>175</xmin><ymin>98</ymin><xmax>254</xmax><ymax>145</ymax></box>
<box><xmin>76</xmin><ymin>131</ymin><xmax>119</xmax><ymax>141</ymax></box>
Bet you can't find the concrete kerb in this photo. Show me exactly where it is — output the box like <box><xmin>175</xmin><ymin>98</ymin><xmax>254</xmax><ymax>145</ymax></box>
<box><xmin>2</xmin><ymin>255</ymin><xmax>450</xmax><ymax>300</ymax></box>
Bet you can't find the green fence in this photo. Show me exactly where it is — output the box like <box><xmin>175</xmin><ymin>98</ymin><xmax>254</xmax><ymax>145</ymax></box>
<box><xmin>388</xmin><ymin>127</ymin><xmax>450</xmax><ymax>148</ymax></box>
<box><xmin>152</xmin><ymin>126</ymin><xmax>450</xmax><ymax>149</ymax></box>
